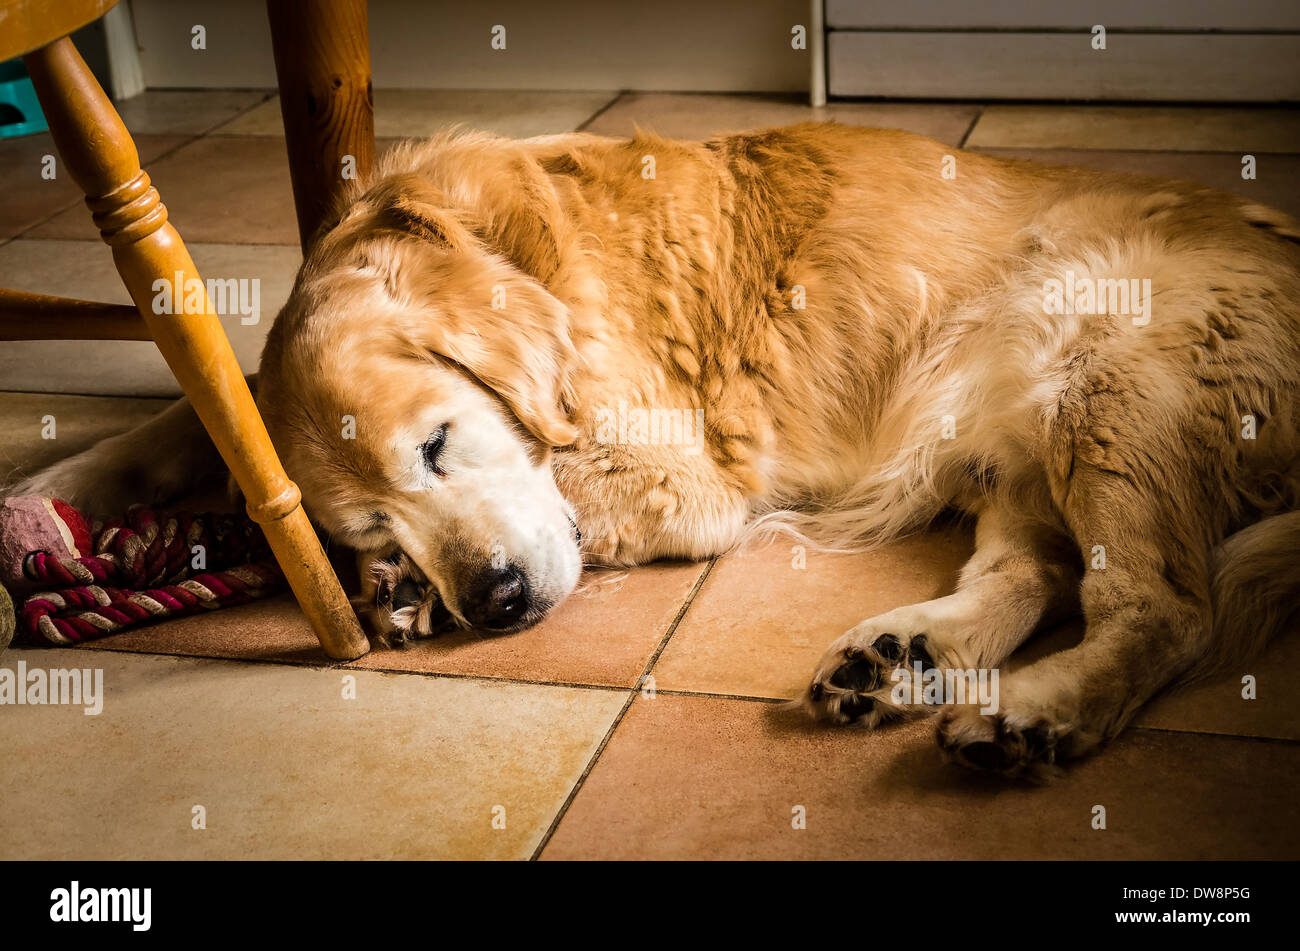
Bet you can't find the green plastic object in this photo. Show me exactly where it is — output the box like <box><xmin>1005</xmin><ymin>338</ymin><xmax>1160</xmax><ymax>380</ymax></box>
<box><xmin>0</xmin><ymin>59</ymin><xmax>48</xmax><ymax>137</ymax></box>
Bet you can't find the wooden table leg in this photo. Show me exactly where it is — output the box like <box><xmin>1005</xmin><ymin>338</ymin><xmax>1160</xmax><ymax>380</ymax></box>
<box><xmin>24</xmin><ymin>36</ymin><xmax>370</xmax><ymax>661</ymax></box>
<box><xmin>266</xmin><ymin>0</ymin><xmax>375</xmax><ymax>252</ymax></box>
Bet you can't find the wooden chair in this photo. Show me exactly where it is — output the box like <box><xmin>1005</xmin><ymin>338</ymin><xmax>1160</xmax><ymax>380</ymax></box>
<box><xmin>0</xmin><ymin>0</ymin><xmax>370</xmax><ymax>660</ymax></box>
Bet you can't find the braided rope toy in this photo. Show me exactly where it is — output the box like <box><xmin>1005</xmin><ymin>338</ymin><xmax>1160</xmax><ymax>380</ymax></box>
<box><xmin>0</xmin><ymin>496</ymin><xmax>284</xmax><ymax>646</ymax></box>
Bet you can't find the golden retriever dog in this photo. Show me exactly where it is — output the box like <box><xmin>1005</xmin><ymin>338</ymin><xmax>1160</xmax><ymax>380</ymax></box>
<box><xmin>17</xmin><ymin>123</ymin><xmax>1300</xmax><ymax>778</ymax></box>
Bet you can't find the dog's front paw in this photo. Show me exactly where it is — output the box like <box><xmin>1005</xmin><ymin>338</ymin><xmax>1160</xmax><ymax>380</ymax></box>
<box><xmin>936</xmin><ymin>704</ymin><xmax>1074</xmax><ymax>781</ymax></box>
<box><xmin>803</xmin><ymin>623</ymin><xmax>958</xmax><ymax>728</ymax></box>
<box><xmin>356</xmin><ymin>550</ymin><xmax>454</xmax><ymax>648</ymax></box>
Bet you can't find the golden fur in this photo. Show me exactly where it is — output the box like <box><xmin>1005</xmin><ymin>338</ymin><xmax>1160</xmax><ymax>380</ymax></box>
<box><xmin>19</xmin><ymin>123</ymin><xmax>1300</xmax><ymax>776</ymax></box>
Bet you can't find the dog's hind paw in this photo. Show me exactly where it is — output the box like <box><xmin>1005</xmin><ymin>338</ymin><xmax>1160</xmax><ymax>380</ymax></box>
<box><xmin>936</xmin><ymin>705</ymin><xmax>1072</xmax><ymax>781</ymax></box>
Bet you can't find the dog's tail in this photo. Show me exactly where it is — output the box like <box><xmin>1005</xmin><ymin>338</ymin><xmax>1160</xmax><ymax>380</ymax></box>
<box><xmin>4</xmin><ymin>393</ymin><xmax>228</xmax><ymax>517</ymax></box>
<box><xmin>1184</xmin><ymin>510</ymin><xmax>1300</xmax><ymax>682</ymax></box>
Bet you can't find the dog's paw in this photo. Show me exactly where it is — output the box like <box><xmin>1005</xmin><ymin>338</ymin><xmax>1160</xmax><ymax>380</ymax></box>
<box><xmin>936</xmin><ymin>704</ymin><xmax>1073</xmax><ymax>781</ymax></box>
<box><xmin>803</xmin><ymin>624</ymin><xmax>957</xmax><ymax>728</ymax></box>
<box><xmin>355</xmin><ymin>550</ymin><xmax>454</xmax><ymax>648</ymax></box>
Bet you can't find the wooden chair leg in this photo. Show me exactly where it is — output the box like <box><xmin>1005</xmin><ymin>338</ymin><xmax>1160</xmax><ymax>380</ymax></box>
<box><xmin>266</xmin><ymin>0</ymin><xmax>375</xmax><ymax>252</ymax></box>
<box><xmin>23</xmin><ymin>36</ymin><xmax>370</xmax><ymax>661</ymax></box>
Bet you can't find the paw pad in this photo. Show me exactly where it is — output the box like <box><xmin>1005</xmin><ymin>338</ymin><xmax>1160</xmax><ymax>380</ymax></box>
<box><xmin>937</xmin><ymin>709</ymin><xmax>1067</xmax><ymax>780</ymax></box>
<box><xmin>871</xmin><ymin>633</ymin><xmax>904</xmax><ymax>662</ymax></box>
<box><xmin>805</xmin><ymin>628</ymin><xmax>949</xmax><ymax>728</ymax></box>
<box><xmin>829</xmin><ymin>657</ymin><xmax>881</xmax><ymax>693</ymax></box>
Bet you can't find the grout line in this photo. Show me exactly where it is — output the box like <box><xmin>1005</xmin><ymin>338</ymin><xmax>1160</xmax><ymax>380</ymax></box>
<box><xmin>71</xmin><ymin>643</ymin><xmax>630</xmax><ymax>693</ymax></box>
<box><xmin>526</xmin><ymin>557</ymin><xmax>716</xmax><ymax>861</ymax></box>
<box><xmin>93</xmin><ymin>640</ymin><xmax>1299</xmax><ymax>748</ymax></box>
<box><xmin>0</xmin><ymin>388</ymin><xmax>173</xmax><ymax>399</ymax></box>
<box><xmin>957</xmin><ymin>107</ymin><xmax>984</xmax><ymax>148</ymax></box>
<box><xmin>351</xmin><ymin>664</ymin><xmax>629</xmax><ymax>693</ymax></box>
<box><xmin>56</xmin><ymin>642</ymin><xmax>810</xmax><ymax>707</ymax></box>
<box><xmin>4</xmin><ymin>195</ymin><xmax>87</xmax><ymax>246</ymax></box>
<box><xmin>192</xmin><ymin>89</ymin><xmax>278</xmax><ymax>137</ymax></box>
<box><xmin>654</xmin><ymin>688</ymin><xmax>786</xmax><ymax>704</ymax></box>
<box><xmin>1129</xmin><ymin>724</ymin><xmax>1300</xmax><ymax>746</ymax></box>
<box><xmin>575</xmin><ymin>91</ymin><xmax>627</xmax><ymax>132</ymax></box>
<box><xmin>636</xmin><ymin>557</ymin><xmax>716</xmax><ymax>680</ymax></box>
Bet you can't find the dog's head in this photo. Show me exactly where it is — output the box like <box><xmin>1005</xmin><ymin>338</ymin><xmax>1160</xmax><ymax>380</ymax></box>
<box><xmin>257</xmin><ymin>170</ymin><xmax>582</xmax><ymax>634</ymax></box>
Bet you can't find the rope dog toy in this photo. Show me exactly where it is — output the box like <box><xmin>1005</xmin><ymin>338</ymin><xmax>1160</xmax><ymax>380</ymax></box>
<box><xmin>0</xmin><ymin>496</ymin><xmax>284</xmax><ymax>645</ymax></box>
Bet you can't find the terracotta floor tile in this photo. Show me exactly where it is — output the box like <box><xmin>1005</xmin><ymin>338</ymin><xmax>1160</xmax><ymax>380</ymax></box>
<box><xmin>350</xmin><ymin>561</ymin><xmax>707</xmax><ymax>686</ymax></box>
<box><xmin>0</xmin><ymin>240</ymin><xmax>301</xmax><ymax>396</ymax></box>
<box><xmin>652</xmin><ymin>530</ymin><xmax>972</xmax><ymax>699</ymax></box>
<box><xmin>998</xmin><ymin>621</ymin><xmax>1300</xmax><ymax>743</ymax></box>
<box><xmin>216</xmin><ymin>89</ymin><xmax>618</xmax><ymax>139</ymax></box>
<box><xmin>0</xmin><ymin>649</ymin><xmax>624</xmax><ymax>859</ymax></box>
<box><xmin>71</xmin><ymin>594</ymin><xmax>329</xmax><ymax>665</ymax></box>
<box><xmin>1138</xmin><ymin>632</ymin><xmax>1300</xmax><ymax>742</ymax></box>
<box><xmin>27</xmin><ymin>136</ymin><xmax>414</xmax><ymax>245</ymax></box>
<box><xmin>655</xmin><ymin>531</ymin><xmax>1298</xmax><ymax>741</ymax></box>
<box><xmin>113</xmin><ymin>89</ymin><xmax>274</xmax><ymax>137</ymax></box>
<box><xmin>28</xmin><ymin>136</ymin><xmax>299</xmax><ymax>244</ymax></box>
<box><xmin>584</xmin><ymin>92</ymin><xmax>980</xmax><ymax>146</ymax></box>
<box><xmin>971</xmin><ymin>147</ymin><xmax>1300</xmax><ymax>219</ymax></box>
<box><xmin>0</xmin><ymin>133</ymin><xmax>186</xmax><ymax>240</ymax></box>
<box><xmin>73</xmin><ymin>561</ymin><xmax>707</xmax><ymax>688</ymax></box>
<box><xmin>967</xmin><ymin>105</ymin><xmax>1300</xmax><ymax>152</ymax></box>
<box><xmin>540</xmin><ymin>693</ymin><xmax>1300</xmax><ymax>860</ymax></box>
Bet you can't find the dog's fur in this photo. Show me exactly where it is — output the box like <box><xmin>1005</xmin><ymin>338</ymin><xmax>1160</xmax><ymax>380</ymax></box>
<box><xmin>16</xmin><ymin>123</ymin><xmax>1300</xmax><ymax>777</ymax></box>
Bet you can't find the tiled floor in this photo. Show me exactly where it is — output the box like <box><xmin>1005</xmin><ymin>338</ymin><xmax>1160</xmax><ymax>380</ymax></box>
<box><xmin>1</xmin><ymin>91</ymin><xmax>1297</xmax><ymax>860</ymax></box>
<box><xmin>215</xmin><ymin>89</ymin><xmax>619</xmax><ymax>139</ymax></box>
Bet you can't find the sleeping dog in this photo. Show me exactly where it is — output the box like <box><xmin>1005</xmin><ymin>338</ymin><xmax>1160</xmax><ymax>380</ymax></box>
<box><xmin>19</xmin><ymin>123</ymin><xmax>1300</xmax><ymax>777</ymax></box>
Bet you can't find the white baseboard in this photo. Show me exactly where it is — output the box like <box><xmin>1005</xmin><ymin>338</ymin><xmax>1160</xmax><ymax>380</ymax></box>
<box><xmin>104</xmin><ymin>2</ymin><xmax>145</xmax><ymax>100</ymax></box>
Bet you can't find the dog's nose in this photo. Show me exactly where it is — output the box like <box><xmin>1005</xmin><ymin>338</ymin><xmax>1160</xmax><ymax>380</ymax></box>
<box><xmin>464</xmin><ymin>565</ymin><xmax>530</xmax><ymax>630</ymax></box>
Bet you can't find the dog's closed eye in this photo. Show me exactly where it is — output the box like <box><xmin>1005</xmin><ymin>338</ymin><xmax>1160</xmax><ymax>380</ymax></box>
<box><xmin>421</xmin><ymin>424</ymin><xmax>449</xmax><ymax>476</ymax></box>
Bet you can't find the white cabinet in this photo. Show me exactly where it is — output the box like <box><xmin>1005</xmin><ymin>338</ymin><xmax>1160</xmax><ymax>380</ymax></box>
<box><xmin>823</xmin><ymin>0</ymin><xmax>1300</xmax><ymax>100</ymax></box>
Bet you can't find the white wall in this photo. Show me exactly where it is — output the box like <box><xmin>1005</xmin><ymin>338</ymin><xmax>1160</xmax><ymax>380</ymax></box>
<box><xmin>130</xmin><ymin>0</ymin><xmax>812</xmax><ymax>92</ymax></box>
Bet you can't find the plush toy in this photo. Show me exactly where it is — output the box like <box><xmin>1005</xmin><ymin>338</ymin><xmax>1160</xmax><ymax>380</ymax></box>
<box><xmin>0</xmin><ymin>581</ymin><xmax>13</xmax><ymax>655</ymax></box>
<box><xmin>0</xmin><ymin>496</ymin><xmax>91</xmax><ymax>592</ymax></box>
<box><xmin>0</xmin><ymin>495</ymin><xmax>284</xmax><ymax>646</ymax></box>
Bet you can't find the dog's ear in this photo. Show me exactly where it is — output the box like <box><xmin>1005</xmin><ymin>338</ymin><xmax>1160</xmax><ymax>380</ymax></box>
<box><xmin>374</xmin><ymin>180</ymin><xmax>579</xmax><ymax>447</ymax></box>
<box><xmin>377</xmin><ymin>170</ymin><xmax>563</xmax><ymax>281</ymax></box>
<box><xmin>414</xmin><ymin>269</ymin><xmax>580</xmax><ymax>448</ymax></box>
<box><xmin>365</xmin><ymin>173</ymin><xmax>579</xmax><ymax>446</ymax></box>
<box><xmin>369</xmin><ymin>173</ymin><xmax>475</xmax><ymax>251</ymax></box>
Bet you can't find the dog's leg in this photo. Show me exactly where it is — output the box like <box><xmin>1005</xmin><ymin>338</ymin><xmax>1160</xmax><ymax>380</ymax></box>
<box><xmin>6</xmin><ymin>394</ymin><xmax>225</xmax><ymax>516</ymax></box>
<box><xmin>804</xmin><ymin>500</ymin><xmax>1078</xmax><ymax>728</ymax></box>
<box><xmin>937</xmin><ymin>451</ymin><xmax>1216</xmax><ymax>778</ymax></box>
